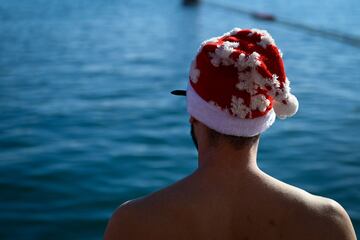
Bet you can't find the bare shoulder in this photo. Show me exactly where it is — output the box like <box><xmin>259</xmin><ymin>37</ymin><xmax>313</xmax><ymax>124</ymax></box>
<box><xmin>104</xmin><ymin>177</ymin><xmax>196</xmax><ymax>240</ymax></box>
<box><xmin>262</xmin><ymin>175</ymin><xmax>356</xmax><ymax>239</ymax></box>
<box><xmin>283</xmin><ymin>187</ymin><xmax>356</xmax><ymax>240</ymax></box>
<box><xmin>104</xmin><ymin>200</ymin><xmax>142</xmax><ymax>240</ymax></box>
<box><xmin>310</xmin><ymin>196</ymin><xmax>357</xmax><ymax>240</ymax></box>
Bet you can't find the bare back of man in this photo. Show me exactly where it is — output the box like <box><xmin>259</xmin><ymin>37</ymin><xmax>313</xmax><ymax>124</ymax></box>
<box><xmin>105</xmin><ymin>166</ymin><xmax>356</xmax><ymax>240</ymax></box>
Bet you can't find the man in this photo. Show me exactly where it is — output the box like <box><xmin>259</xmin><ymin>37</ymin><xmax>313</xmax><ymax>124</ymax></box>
<box><xmin>105</xmin><ymin>28</ymin><xmax>357</xmax><ymax>240</ymax></box>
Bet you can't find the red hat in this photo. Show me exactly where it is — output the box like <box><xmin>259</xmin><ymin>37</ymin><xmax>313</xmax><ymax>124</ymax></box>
<box><xmin>175</xmin><ymin>28</ymin><xmax>299</xmax><ymax>137</ymax></box>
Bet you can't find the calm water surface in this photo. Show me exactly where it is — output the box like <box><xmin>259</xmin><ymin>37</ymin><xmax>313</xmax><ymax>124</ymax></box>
<box><xmin>0</xmin><ymin>0</ymin><xmax>359</xmax><ymax>239</ymax></box>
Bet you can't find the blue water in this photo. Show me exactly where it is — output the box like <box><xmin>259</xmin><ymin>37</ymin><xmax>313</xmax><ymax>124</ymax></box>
<box><xmin>0</xmin><ymin>0</ymin><xmax>359</xmax><ymax>239</ymax></box>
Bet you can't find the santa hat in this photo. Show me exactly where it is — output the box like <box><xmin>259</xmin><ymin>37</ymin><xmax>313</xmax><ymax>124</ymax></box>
<box><xmin>172</xmin><ymin>28</ymin><xmax>299</xmax><ymax>137</ymax></box>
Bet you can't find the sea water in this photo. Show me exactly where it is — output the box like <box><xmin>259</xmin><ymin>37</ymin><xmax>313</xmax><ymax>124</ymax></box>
<box><xmin>0</xmin><ymin>0</ymin><xmax>359</xmax><ymax>239</ymax></box>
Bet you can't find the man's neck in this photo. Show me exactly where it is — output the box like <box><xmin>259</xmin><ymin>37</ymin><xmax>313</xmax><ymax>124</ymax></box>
<box><xmin>195</xmin><ymin>142</ymin><xmax>260</xmax><ymax>181</ymax></box>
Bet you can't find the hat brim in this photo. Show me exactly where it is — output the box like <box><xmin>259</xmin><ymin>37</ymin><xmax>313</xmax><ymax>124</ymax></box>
<box><xmin>171</xmin><ymin>90</ymin><xmax>186</xmax><ymax>96</ymax></box>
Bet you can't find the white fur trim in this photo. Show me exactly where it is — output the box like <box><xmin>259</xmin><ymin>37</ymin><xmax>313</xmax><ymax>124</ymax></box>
<box><xmin>187</xmin><ymin>84</ymin><xmax>276</xmax><ymax>137</ymax></box>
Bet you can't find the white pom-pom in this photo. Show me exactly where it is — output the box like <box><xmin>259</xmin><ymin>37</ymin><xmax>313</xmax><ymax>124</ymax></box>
<box><xmin>273</xmin><ymin>94</ymin><xmax>299</xmax><ymax>119</ymax></box>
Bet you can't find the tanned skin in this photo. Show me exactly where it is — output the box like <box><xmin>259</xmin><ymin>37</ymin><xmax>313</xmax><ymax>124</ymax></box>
<box><xmin>104</xmin><ymin>117</ymin><xmax>357</xmax><ymax>240</ymax></box>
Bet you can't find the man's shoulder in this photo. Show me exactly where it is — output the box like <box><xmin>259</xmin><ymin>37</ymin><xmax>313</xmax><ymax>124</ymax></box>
<box><xmin>262</xmin><ymin>177</ymin><xmax>356</xmax><ymax>239</ymax></box>
<box><xmin>104</xmin><ymin>198</ymin><xmax>161</xmax><ymax>240</ymax></box>
<box><xmin>312</xmin><ymin>196</ymin><xmax>356</xmax><ymax>239</ymax></box>
<box><xmin>104</xmin><ymin>200</ymin><xmax>140</xmax><ymax>240</ymax></box>
<box><xmin>290</xmin><ymin>188</ymin><xmax>349</xmax><ymax>222</ymax></box>
<box><xmin>109</xmin><ymin>191</ymin><xmax>173</xmax><ymax>219</ymax></box>
<box><xmin>286</xmin><ymin>191</ymin><xmax>356</xmax><ymax>240</ymax></box>
<box><xmin>104</xmin><ymin>180</ymin><xmax>196</xmax><ymax>240</ymax></box>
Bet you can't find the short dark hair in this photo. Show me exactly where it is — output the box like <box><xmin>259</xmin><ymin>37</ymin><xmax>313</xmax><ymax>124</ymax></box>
<box><xmin>207</xmin><ymin>127</ymin><xmax>260</xmax><ymax>150</ymax></box>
